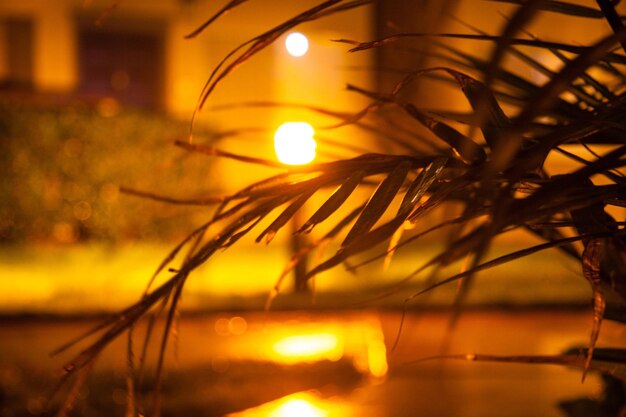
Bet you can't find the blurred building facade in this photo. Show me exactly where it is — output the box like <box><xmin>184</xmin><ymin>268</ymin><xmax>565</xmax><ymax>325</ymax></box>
<box><xmin>0</xmin><ymin>0</ymin><xmax>373</xmax><ymax>124</ymax></box>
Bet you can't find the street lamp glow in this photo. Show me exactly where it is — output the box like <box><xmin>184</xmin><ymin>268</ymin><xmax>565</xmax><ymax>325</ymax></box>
<box><xmin>274</xmin><ymin>122</ymin><xmax>316</xmax><ymax>165</ymax></box>
<box><xmin>285</xmin><ymin>32</ymin><xmax>309</xmax><ymax>57</ymax></box>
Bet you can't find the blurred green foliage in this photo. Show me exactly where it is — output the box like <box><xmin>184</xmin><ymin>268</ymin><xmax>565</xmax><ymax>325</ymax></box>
<box><xmin>0</xmin><ymin>98</ymin><xmax>216</xmax><ymax>243</ymax></box>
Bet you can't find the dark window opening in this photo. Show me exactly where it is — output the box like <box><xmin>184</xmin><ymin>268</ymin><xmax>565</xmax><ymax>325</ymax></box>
<box><xmin>77</xmin><ymin>22</ymin><xmax>165</xmax><ymax>109</ymax></box>
<box><xmin>0</xmin><ymin>17</ymin><xmax>34</xmax><ymax>90</ymax></box>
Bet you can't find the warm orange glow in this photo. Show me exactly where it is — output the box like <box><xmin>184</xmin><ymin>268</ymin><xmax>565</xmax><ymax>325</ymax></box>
<box><xmin>367</xmin><ymin>338</ymin><xmax>388</xmax><ymax>378</ymax></box>
<box><xmin>214</xmin><ymin>316</ymin><xmax>248</xmax><ymax>336</ymax></box>
<box><xmin>269</xmin><ymin>398</ymin><xmax>327</xmax><ymax>417</ymax></box>
<box><xmin>285</xmin><ymin>32</ymin><xmax>309</xmax><ymax>57</ymax></box>
<box><xmin>274</xmin><ymin>122</ymin><xmax>316</xmax><ymax>165</ymax></box>
<box><xmin>273</xmin><ymin>333</ymin><xmax>342</xmax><ymax>362</ymax></box>
<box><xmin>227</xmin><ymin>392</ymin><xmax>349</xmax><ymax>417</ymax></box>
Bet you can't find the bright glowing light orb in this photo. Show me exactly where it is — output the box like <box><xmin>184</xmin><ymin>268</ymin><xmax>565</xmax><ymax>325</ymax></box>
<box><xmin>274</xmin><ymin>122</ymin><xmax>316</xmax><ymax>165</ymax></box>
<box><xmin>269</xmin><ymin>398</ymin><xmax>327</xmax><ymax>417</ymax></box>
<box><xmin>285</xmin><ymin>32</ymin><xmax>309</xmax><ymax>57</ymax></box>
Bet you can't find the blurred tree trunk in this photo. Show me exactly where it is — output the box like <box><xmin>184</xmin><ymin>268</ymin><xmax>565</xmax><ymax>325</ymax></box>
<box><xmin>374</xmin><ymin>0</ymin><xmax>459</xmax><ymax>95</ymax></box>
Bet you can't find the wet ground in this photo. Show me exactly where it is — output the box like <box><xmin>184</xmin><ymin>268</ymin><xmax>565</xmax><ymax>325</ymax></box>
<box><xmin>1</xmin><ymin>309</ymin><xmax>623</xmax><ymax>417</ymax></box>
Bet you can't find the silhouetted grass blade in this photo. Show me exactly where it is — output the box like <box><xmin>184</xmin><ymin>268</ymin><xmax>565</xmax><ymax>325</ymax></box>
<box><xmin>398</xmin><ymin>157</ymin><xmax>448</xmax><ymax>216</ymax></box>
<box><xmin>299</xmin><ymin>169</ymin><xmax>365</xmax><ymax>234</ymax></box>
<box><xmin>445</xmin><ymin>70</ymin><xmax>510</xmax><ymax>149</ymax></box>
<box><xmin>342</xmin><ymin>160</ymin><xmax>411</xmax><ymax>246</ymax></box>
<box><xmin>402</xmin><ymin>103</ymin><xmax>486</xmax><ymax>164</ymax></box>
<box><xmin>256</xmin><ymin>189</ymin><xmax>317</xmax><ymax>244</ymax></box>
<box><xmin>491</xmin><ymin>0</ymin><xmax>626</xmax><ymax>19</ymax></box>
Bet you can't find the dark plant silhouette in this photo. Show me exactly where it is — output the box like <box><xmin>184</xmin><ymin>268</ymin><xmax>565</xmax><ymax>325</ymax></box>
<box><xmin>52</xmin><ymin>1</ymin><xmax>626</xmax><ymax>415</ymax></box>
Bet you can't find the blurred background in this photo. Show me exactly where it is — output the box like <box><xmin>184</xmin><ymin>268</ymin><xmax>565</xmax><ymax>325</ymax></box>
<box><xmin>0</xmin><ymin>1</ymin><xmax>623</xmax><ymax>416</ymax></box>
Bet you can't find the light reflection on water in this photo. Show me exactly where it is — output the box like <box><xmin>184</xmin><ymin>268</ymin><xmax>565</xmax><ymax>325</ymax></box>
<box><xmin>269</xmin><ymin>397</ymin><xmax>327</xmax><ymax>417</ymax></box>
<box><xmin>262</xmin><ymin>318</ymin><xmax>388</xmax><ymax>378</ymax></box>
<box><xmin>227</xmin><ymin>391</ymin><xmax>350</xmax><ymax>417</ymax></box>
<box><xmin>272</xmin><ymin>333</ymin><xmax>343</xmax><ymax>363</ymax></box>
<box><xmin>220</xmin><ymin>316</ymin><xmax>386</xmax><ymax>417</ymax></box>
<box><xmin>199</xmin><ymin>314</ymin><xmax>388</xmax><ymax>379</ymax></box>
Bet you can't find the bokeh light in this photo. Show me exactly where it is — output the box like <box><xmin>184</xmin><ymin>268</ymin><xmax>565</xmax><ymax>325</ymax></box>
<box><xmin>285</xmin><ymin>32</ymin><xmax>309</xmax><ymax>57</ymax></box>
<box><xmin>274</xmin><ymin>122</ymin><xmax>316</xmax><ymax>165</ymax></box>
